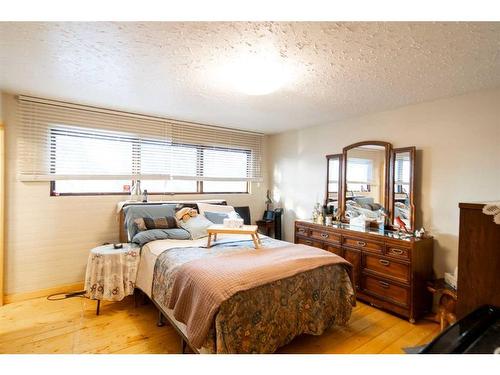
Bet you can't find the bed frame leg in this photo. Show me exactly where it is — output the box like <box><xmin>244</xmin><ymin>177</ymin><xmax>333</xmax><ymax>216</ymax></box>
<box><xmin>157</xmin><ymin>310</ymin><xmax>165</xmax><ymax>327</ymax></box>
<box><xmin>181</xmin><ymin>338</ymin><xmax>187</xmax><ymax>354</ymax></box>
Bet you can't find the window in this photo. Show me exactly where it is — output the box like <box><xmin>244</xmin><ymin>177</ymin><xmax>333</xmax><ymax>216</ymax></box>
<box><xmin>395</xmin><ymin>158</ymin><xmax>410</xmax><ymax>184</ymax></box>
<box><xmin>346</xmin><ymin>157</ymin><xmax>373</xmax><ymax>193</ymax></box>
<box><xmin>50</xmin><ymin>128</ymin><xmax>249</xmax><ymax>195</ymax></box>
<box><xmin>327</xmin><ymin>158</ymin><xmax>339</xmax><ymax>193</ymax></box>
<box><xmin>18</xmin><ymin>95</ymin><xmax>262</xmax><ymax>194</ymax></box>
<box><xmin>201</xmin><ymin>148</ymin><xmax>249</xmax><ymax>193</ymax></box>
<box><xmin>394</xmin><ymin>154</ymin><xmax>411</xmax><ymax>194</ymax></box>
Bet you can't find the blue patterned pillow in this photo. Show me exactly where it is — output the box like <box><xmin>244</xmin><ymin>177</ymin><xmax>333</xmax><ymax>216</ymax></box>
<box><xmin>124</xmin><ymin>204</ymin><xmax>176</xmax><ymax>240</ymax></box>
<box><xmin>132</xmin><ymin>228</ymin><xmax>190</xmax><ymax>246</ymax></box>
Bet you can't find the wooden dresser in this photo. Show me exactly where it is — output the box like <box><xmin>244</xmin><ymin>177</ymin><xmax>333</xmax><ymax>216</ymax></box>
<box><xmin>295</xmin><ymin>220</ymin><xmax>434</xmax><ymax>322</ymax></box>
<box><xmin>457</xmin><ymin>202</ymin><xmax>500</xmax><ymax>319</ymax></box>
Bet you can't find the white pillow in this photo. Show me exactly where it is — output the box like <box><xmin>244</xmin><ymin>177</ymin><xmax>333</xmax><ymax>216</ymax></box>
<box><xmin>197</xmin><ymin>202</ymin><xmax>235</xmax><ymax>215</ymax></box>
<box><xmin>177</xmin><ymin>215</ymin><xmax>213</xmax><ymax>240</ymax></box>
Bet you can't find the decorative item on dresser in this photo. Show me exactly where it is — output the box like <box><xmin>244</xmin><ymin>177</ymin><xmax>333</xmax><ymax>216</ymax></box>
<box><xmin>295</xmin><ymin>220</ymin><xmax>434</xmax><ymax>323</ymax></box>
<box><xmin>457</xmin><ymin>202</ymin><xmax>500</xmax><ymax>319</ymax></box>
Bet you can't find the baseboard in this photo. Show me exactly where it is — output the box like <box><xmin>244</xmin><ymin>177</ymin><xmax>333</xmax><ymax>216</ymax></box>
<box><xmin>4</xmin><ymin>282</ymin><xmax>85</xmax><ymax>304</ymax></box>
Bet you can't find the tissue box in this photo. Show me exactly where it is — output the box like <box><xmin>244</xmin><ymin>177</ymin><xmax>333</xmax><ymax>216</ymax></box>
<box><xmin>349</xmin><ymin>215</ymin><xmax>370</xmax><ymax>228</ymax></box>
<box><xmin>223</xmin><ymin>218</ymin><xmax>244</xmax><ymax>228</ymax></box>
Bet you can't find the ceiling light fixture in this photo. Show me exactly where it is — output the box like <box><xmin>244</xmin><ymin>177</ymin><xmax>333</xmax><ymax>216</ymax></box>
<box><xmin>215</xmin><ymin>52</ymin><xmax>292</xmax><ymax>96</ymax></box>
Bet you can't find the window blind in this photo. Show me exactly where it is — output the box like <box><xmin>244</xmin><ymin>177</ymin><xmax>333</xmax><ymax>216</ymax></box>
<box><xmin>18</xmin><ymin>96</ymin><xmax>264</xmax><ymax>182</ymax></box>
<box><xmin>394</xmin><ymin>155</ymin><xmax>410</xmax><ymax>185</ymax></box>
<box><xmin>346</xmin><ymin>158</ymin><xmax>374</xmax><ymax>184</ymax></box>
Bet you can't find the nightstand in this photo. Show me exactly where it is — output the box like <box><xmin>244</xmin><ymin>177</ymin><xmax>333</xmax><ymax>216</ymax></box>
<box><xmin>84</xmin><ymin>243</ymin><xmax>140</xmax><ymax>315</ymax></box>
<box><xmin>256</xmin><ymin>219</ymin><xmax>275</xmax><ymax>238</ymax></box>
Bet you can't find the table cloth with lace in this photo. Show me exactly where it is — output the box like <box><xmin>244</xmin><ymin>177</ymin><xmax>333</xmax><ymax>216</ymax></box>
<box><xmin>85</xmin><ymin>244</ymin><xmax>140</xmax><ymax>301</ymax></box>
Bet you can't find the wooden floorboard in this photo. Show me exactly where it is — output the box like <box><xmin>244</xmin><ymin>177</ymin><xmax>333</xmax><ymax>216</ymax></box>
<box><xmin>0</xmin><ymin>295</ymin><xmax>439</xmax><ymax>354</ymax></box>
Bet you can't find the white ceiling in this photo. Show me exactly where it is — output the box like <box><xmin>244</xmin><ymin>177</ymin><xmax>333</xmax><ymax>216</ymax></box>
<box><xmin>1</xmin><ymin>22</ymin><xmax>499</xmax><ymax>134</ymax></box>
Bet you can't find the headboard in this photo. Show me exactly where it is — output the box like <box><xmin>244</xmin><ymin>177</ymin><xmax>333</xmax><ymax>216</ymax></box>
<box><xmin>118</xmin><ymin>199</ymin><xmax>227</xmax><ymax>243</ymax></box>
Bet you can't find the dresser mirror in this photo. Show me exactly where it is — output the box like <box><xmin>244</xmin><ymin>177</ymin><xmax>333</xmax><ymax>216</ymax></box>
<box><xmin>325</xmin><ymin>154</ymin><xmax>342</xmax><ymax>216</ymax></box>
<box><xmin>341</xmin><ymin>141</ymin><xmax>391</xmax><ymax>222</ymax></box>
<box><xmin>325</xmin><ymin>141</ymin><xmax>417</xmax><ymax>231</ymax></box>
<box><xmin>391</xmin><ymin>147</ymin><xmax>416</xmax><ymax>231</ymax></box>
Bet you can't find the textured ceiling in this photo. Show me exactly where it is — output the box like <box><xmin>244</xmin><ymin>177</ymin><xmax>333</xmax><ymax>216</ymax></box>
<box><xmin>0</xmin><ymin>22</ymin><xmax>499</xmax><ymax>133</ymax></box>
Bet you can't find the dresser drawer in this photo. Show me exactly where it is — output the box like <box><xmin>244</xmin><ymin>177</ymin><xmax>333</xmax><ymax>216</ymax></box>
<box><xmin>324</xmin><ymin>244</ymin><xmax>343</xmax><ymax>257</ymax></box>
<box><xmin>343</xmin><ymin>236</ymin><xmax>384</xmax><ymax>254</ymax></box>
<box><xmin>363</xmin><ymin>254</ymin><xmax>410</xmax><ymax>284</ymax></box>
<box><xmin>385</xmin><ymin>245</ymin><xmax>410</xmax><ymax>260</ymax></box>
<box><xmin>362</xmin><ymin>275</ymin><xmax>410</xmax><ymax>308</ymax></box>
<box><xmin>310</xmin><ymin>229</ymin><xmax>341</xmax><ymax>244</ymax></box>
<box><xmin>295</xmin><ymin>225</ymin><xmax>310</xmax><ymax>237</ymax></box>
<box><xmin>296</xmin><ymin>237</ymin><xmax>323</xmax><ymax>249</ymax></box>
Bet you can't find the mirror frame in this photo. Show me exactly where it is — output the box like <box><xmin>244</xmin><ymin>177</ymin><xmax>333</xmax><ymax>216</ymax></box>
<box><xmin>340</xmin><ymin>141</ymin><xmax>392</xmax><ymax>222</ymax></box>
<box><xmin>325</xmin><ymin>154</ymin><xmax>343</xmax><ymax>216</ymax></box>
<box><xmin>390</xmin><ymin>146</ymin><xmax>416</xmax><ymax>231</ymax></box>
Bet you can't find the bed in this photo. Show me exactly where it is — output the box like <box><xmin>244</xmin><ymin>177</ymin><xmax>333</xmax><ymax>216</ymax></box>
<box><xmin>120</xmin><ymin>202</ymin><xmax>355</xmax><ymax>354</ymax></box>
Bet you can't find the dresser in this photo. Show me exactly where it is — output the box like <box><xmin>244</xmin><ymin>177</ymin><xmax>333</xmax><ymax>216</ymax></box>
<box><xmin>457</xmin><ymin>202</ymin><xmax>500</xmax><ymax>319</ymax></box>
<box><xmin>295</xmin><ymin>220</ymin><xmax>434</xmax><ymax>322</ymax></box>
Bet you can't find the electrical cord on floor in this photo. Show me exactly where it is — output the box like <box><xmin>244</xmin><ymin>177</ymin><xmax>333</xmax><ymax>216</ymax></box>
<box><xmin>46</xmin><ymin>290</ymin><xmax>86</xmax><ymax>301</ymax></box>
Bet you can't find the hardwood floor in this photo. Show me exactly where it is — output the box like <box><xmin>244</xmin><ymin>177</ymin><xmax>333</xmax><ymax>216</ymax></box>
<box><xmin>0</xmin><ymin>295</ymin><xmax>439</xmax><ymax>354</ymax></box>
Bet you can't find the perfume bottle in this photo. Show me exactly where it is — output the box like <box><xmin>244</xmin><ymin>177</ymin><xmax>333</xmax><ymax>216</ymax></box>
<box><xmin>312</xmin><ymin>202</ymin><xmax>320</xmax><ymax>222</ymax></box>
<box><xmin>142</xmin><ymin>189</ymin><xmax>148</xmax><ymax>203</ymax></box>
<box><xmin>130</xmin><ymin>180</ymin><xmax>142</xmax><ymax>201</ymax></box>
<box><xmin>317</xmin><ymin>211</ymin><xmax>324</xmax><ymax>224</ymax></box>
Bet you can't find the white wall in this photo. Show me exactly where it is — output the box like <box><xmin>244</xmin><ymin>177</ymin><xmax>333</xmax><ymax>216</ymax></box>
<box><xmin>269</xmin><ymin>88</ymin><xmax>500</xmax><ymax>277</ymax></box>
<box><xmin>2</xmin><ymin>93</ymin><xmax>269</xmax><ymax>294</ymax></box>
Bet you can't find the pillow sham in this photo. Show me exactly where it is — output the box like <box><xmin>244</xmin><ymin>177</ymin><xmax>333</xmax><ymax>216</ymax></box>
<box><xmin>124</xmin><ymin>204</ymin><xmax>176</xmax><ymax>240</ymax></box>
<box><xmin>177</xmin><ymin>214</ymin><xmax>213</xmax><ymax>240</ymax></box>
<box><xmin>134</xmin><ymin>218</ymin><xmax>148</xmax><ymax>232</ymax></box>
<box><xmin>204</xmin><ymin>211</ymin><xmax>228</xmax><ymax>224</ymax></box>
<box><xmin>132</xmin><ymin>228</ymin><xmax>191</xmax><ymax>246</ymax></box>
<box><xmin>204</xmin><ymin>211</ymin><xmax>241</xmax><ymax>224</ymax></box>
<box><xmin>142</xmin><ymin>216</ymin><xmax>177</xmax><ymax>230</ymax></box>
<box><xmin>197</xmin><ymin>202</ymin><xmax>234</xmax><ymax>215</ymax></box>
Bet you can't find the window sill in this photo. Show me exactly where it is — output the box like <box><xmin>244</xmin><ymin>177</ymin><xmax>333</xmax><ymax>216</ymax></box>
<box><xmin>50</xmin><ymin>191</ymin><xmax>250</xmax><ymax>197</ymax></box>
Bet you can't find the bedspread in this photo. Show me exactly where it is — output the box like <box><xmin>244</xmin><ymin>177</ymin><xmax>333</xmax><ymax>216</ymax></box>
<box><xmin>152</xmin><ymin>237</ymin><xmax>354</xmax><ymax>353</ymax></box>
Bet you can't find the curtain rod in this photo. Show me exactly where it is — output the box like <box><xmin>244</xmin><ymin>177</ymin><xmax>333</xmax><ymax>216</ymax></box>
<box><xmin>17</xmin><ymin>95</ymin><xmax>265</xmax><ymax>137</ymax></box>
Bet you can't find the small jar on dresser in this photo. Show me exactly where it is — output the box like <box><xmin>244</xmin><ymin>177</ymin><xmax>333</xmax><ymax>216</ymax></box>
<box><xmin>295</xmin><ymin>220</ymin><xmax>434</xmax><ymax>323</ymax></box>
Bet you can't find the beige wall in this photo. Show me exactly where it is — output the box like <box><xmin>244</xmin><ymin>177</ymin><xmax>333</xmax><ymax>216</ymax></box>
<box><xmin>269</xmin><ymin>87</ymin><xmax>500</xmax><ymax>277</ymax></box>
<box><xmin>2</xmin><ymin>93</ymin><xmax>269</xmax><ymax>295</ymax></box>
<box><xmin>0</xmin><ymin>92</ymin><xmax>4</xmax><ymax>305</ymax></box>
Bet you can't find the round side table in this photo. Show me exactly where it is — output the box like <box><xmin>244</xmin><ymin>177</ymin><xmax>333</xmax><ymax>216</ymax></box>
<box><xmin>84</xmin><ymin>243</ymin><xmax>140</xmax><ymax>315</ymax></box>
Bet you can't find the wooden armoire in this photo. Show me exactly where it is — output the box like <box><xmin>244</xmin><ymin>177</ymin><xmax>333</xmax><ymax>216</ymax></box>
<box><xmin>457</xmin><ymin>202</ymin><xmax>500</xmax><ymax>319</ymax></box>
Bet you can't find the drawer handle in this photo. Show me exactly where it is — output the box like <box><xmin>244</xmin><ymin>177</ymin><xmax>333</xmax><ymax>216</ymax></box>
<box><xmin>356</xmin><ymin>241</ymin><xmax>366</xmax><ymax>247</ymax></box>
<box><xmin>305</xmin><ymin>240</ymin><xmax>312</xmax><ymax>245</ymax></box>
<box><xmin>298</xmin><ymin>229</ymin><xmax>306</xmax><ymax>234</ymax></box>
<box><xmin>378</xmin><ymin>281</ymin><xmax>390</xmax><ymax>289</ymax></box>
<box><xmin>379</xmin><ymin>259</ymin><xmax>390</xmax><ymax>266</ymax></box>
<box><xmin>321</xmin><ymin>233</ymin><xmax>329</xmax><ymax>239</ymax></box>
<box><xmin>390</xmin><ymin>249</ymin><xmax>404</xmax><ymax>255</ymax></box>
